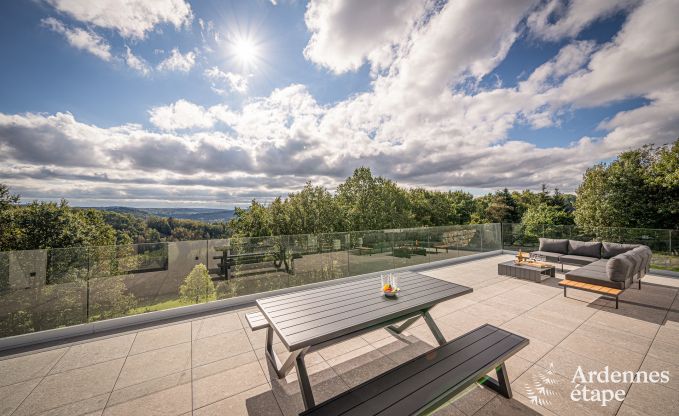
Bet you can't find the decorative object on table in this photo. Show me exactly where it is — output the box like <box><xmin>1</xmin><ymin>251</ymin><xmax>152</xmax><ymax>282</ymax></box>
<box><xmin>515</xmin><ymin>249</ymin><xmax>530</xmax><ymax>264</ymax></box>
<box><xmin>381</xmin><ymin>273</ymin><xmax>400</xmax><ymax>297</ymax></box>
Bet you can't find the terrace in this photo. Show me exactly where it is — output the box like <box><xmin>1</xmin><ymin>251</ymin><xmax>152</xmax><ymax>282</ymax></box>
<box><xmin>1</xmin><ymin>225</ymin><xmax>678</xmax><ymax>415</ymax></box>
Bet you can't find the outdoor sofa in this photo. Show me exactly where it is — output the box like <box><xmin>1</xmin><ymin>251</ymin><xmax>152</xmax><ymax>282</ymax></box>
<box><xmin>532</xmin><ymin>238</ymin><xmax>652</xmax><ymax>308</ymax></box>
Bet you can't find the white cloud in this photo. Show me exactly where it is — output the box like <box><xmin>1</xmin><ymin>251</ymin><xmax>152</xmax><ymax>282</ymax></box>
<box><xmin>303</xmin><ymin>0</ymin><xmax>427</xmax><ymax>74</ymax></box>
<box><xmin>548</xmin><ymin>0</ymin><xmax>679</xmax><ymax>107</ymax></box>
<box><xmin>204</xmin><ymin>67</ymin><xmax>248</xmax><ymax>93</ymax></box>
<box><xmin>156</xmin><ymin>48</ymin><xmax>195</xmax><ymax>72</ymax></box>
<box><xmin>41</xmin><ymin>17</ymin><xmax>112</xmax><ymax>61</ymax></box>
<box><xmin>527</xmin><ymin>0</ymin><xmax>640</xmax><ymax>41</ymax></box>
<box><xmin>4</xmin><ymin>0</ymin><xmax>679</xmax><ymax>206</ymax></box>
<box><xmin>124</xmin><ymin>46</ymin><xmax>150</xmax><ymax>76</ymax></box>
<box><xmin>149</xmin><ymin>100</ymin><xmax>217</xmax><ymax>131</ymax></box>
<box><xmin>46</xmin><ymin>0</ymin><xmax>193</xmax><ymax>39</ymax></box>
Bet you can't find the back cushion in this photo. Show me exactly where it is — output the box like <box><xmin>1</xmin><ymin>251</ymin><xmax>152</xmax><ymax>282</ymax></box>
<box><xmin>568</xmin><ymin>240</ymin><xmax>602</xmax><ymax>258</ymax></box>
<box><xmin>538</xmin><ymin>238</ymin><xmax>569</xmax><ymax>254</ymax></box>
<box><xmin>607</xmin><ymin>255</ymin><xmax>632</xmax><ymax>282</ymax></box>
<box><xmin>602</xmin><ymin>242</ymin><xmax>639</xmax><ymax>259</ymax></box>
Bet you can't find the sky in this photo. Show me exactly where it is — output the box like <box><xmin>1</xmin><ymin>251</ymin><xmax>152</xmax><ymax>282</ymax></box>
<box><xmin>0</xmin><ymin>0</ymin><xmax>678</xmax><ymax>208</ymax></box>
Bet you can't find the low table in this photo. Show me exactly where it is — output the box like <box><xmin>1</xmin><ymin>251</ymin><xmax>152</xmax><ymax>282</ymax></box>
<box><xmin>498</xmin><ymin>260</ymin><xmax>555</xmax><ymax>282</ymax></box>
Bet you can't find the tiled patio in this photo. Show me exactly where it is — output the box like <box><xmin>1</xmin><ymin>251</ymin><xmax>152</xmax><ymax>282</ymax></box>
<box><xmin>1</xmin><ymin>254</ymin><xmax>678</xmax><ymax>416</ymax></box>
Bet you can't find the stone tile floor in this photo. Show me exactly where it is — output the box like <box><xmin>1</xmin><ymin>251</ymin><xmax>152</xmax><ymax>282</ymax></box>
<box><xmin>1</xmin><ymin>254</ymin><xmax>678</xmax><ymax>416</ymax></box>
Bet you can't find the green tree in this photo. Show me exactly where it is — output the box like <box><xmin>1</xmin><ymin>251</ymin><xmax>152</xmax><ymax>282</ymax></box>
<box><xmin>179</xmin><ymin>264</ymin><xmax>216</xmax><ymax>304</ymax></box>
<box><xmin>0</xmin><ymin>184</ymin><xmax>20</xmax><ymax>210</ymax></box>
<box><xmin>337</xmin><ymin>167</ymin><xmax>413</xmax><ymax>230</ymax></box>
<box><xmin>0</xmin><ymin>199</ymin><xmax>116</xmax><ymax>251</ymax></box>
<box><xmin>521</xmin><ymin>203</ymin><xmax>573</xmax><ymax>236</ymax></box>
<box><xmin>575</xmin><ymin>140</ymin><xmax>679</xmax><ymax>229</ymax></box>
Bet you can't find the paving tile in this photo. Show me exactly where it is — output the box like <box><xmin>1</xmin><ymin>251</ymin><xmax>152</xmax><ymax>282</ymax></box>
<box><xmin>129</xmin><ymin>323</ymin><xmax>191</xmax><ymax>355</ymax></box>
<box><xmin>501</xmin><ymin>316</ymin><xmax>572</xmax><ymax>346</ymax></box>
<box><xmin>317</xmin><ymin>336</ymin><xmax>369</xmax><ymax>361</ymax></box>
<box><xmin>537</xmin><ymin>346</ymin><xmax>624</xmax><ymax>381</ymax></box>
<box><xmin>192</xmin><ymin>383</ymin><xmax>282</xmax><ymax>416</ymax></box>
<box><xmin>13</xmin><ymin>358</ymin><xmax>124</xmax><ymax>416</ymax></box>
<box><xmin>587</xmin><ymin>310</ymin><xmax>659</xmax><ymax>339</ymax></box>
<box><xmin>0</xmin><ymin>378</ymin><xmax>40</xmax><ymax>416</ymax></box>
<box><xmin>325</xmin><ymin>344</ymin><xmax>397</xmax><ymax>388</ymax></box>
<box><xmin>490</xmin><ymin>355</ymin><xmax>533</xmax><ymax>383</ymax></box>
<box><xmin>475</xmin><ymin>394</ymin><xmax>557</xmax><ymax>416</ymax></box>
<box><xmin>450</xmin><ymin>384</ymin><xmax>495</xmax><ymax>415</ymax></box>
<box><xmin>654</xmin><ymin>324</ymin><xmax>679</xmax><ymax>347</ymax></box>
<box><xmin>369</xmin><ymin>334</ymin><xmax>434</xmax><ymax>364</ymax></box>
<box><xmin>115</xmin><ymin>342</ymin><xmax>191</xmax><ymax>390</ymax></box>
<box><xmin>192</xmin><ymin>312</ymin><xmax>243</xmax><ymax>340</ymax></box>
<box><xmin>35</xmin><ymin>393</ymin><xmax>109</xmax><ymax>416</ymax></box>
<box><xmin>615</xmin><ymin>403</ymin><xmax>652</xmax><ymax>416</ymax></box>
<box><xmin>623</xmin><ymin>382</ymin><xmax>679</xmax><ymax>416</ymax></box>
<box><xmin>574</xmin><ymin>321</ymin><xmax>653</xmax><ymax>356</ymax></box>
<box><xmin>559</xmin><ymin>331</ymin><xmax>645</xmax><ymax>370</ymax></box>
<box><xmin>192</xmin><ymin>360</ymin><xmax>267</xmax><ymax>409</ymax></box>
<box><xmin>646</xmin><ymin>339</ymin><xmax>679</xmax><ymax>366</ymax></box>
<box><xmin>50</xmin><ymin>335</ymin><xmax>135</xmax><ymax>374</ymax></box>
<box><xmin>266</xmin><ymin>361</ymin><xmax>348</xmax><ymax>416</ymax></box>
<box><xmin>193</xmin><ymin>350</ymin><xmax>259</xmax><ymax>381</ymax></box>
<box><xmin>637</xmin><ymin>355</ymin><xmax>678</xmax><ymax>392</ymax></box>
<box><xmin>191</xmin><ymin>329</ymin><xmax>253</xmax><ymax>367</ymax></box>
<box><xmin>514</xmin><ymin>337</ymin><xmax>554</xmax><ymax>363</ymax></box>
<box><xmin>430</xmin><ymin>402</ymin><xmax>466</xmax><ymax>416</ymax></box>
<box><xmin>105</xmin><ymin>371</ymin><xmax>192</xmax><ymax>416</ymax></box>
<box><xmin>0</xmin><ymin>348</ymin><xmax>67</xmax><ymax>387</ymax></box>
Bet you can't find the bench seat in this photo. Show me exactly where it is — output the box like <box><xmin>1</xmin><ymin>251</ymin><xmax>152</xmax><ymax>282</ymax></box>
<box><xmin>245</xmin><ymin>312</ymin><xmax>269</xmax><ymax>331</ymax></box>
<box><xmin>301</xmin><ymin>324</ymin><xmax>528</xmax><ymax>416</ymax></box>
<box><xmin>559</xmin><ymin>279</ymin><xmax>623</xmax><ymax>308</ymax></box>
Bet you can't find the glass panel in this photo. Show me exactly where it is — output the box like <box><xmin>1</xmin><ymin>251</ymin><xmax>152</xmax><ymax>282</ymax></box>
<box><xmin>348</xmin><ymin>230</ymin><xmax>393</xmax><ymax>276</ymax></box>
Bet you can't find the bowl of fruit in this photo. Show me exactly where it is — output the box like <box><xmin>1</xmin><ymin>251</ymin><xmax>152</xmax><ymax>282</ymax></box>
<box><xmin>382</xmin><ymin>283</ymin><xmax>400</xmax><ymax>298</ymax></box>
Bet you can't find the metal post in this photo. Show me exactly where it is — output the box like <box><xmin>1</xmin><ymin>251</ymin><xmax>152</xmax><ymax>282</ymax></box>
<box><xmin>295</xmin><ymin>350</ymin><xmax>315</xmax><ymax>409</ymax></box>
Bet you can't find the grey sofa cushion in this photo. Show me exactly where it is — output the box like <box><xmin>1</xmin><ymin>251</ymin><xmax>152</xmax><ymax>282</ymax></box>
<box><xmin>607</xmin><ymin>255</ymin><xmax>633</xmax><ymax>282</ymax></box>
<box><xmin>583</xmin><ymin>259</ymin><xmax>609</xmax><ymax>270</ymax></box>
<box><xmin>568</xmin><ymin>240</ymin><xmax>602</xmax><ymax>258</ymax></box>
<box><xmin>565</xmin><ymin>268</ymin><xmax>628</xmax><ymax>289</ymax></box>
<box><xmin>539</xmin><ymin>238</ymin><xmax>569</xmax><ymax>255</ymax></box>
<box><xmin>620</xmin><ymin>251</ymin><xmax>642</xmax><ymax>278</ymax></box>
<box><xmin>530</xmin><ymin>250</ymin><xmax>563</xmax><ymax>263</ymax></box>
<box><xmin>602</xmin><ymin>242</ymin><xmax>639</xmax><ymax>259</ymax></box>
<box><xmin>560</xmin><ymin>254</ymin><xmax>599</xmax><ymax>266</ymax></box>
<box><xmin>632</xmin><ymin>246</ymin><xmax>651</xmax><ymax>276</ymax></box>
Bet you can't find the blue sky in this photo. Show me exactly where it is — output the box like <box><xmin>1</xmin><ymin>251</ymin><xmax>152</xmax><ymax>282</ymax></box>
<box><xmin>0</xmin><ymin>0</ymin><xmax>677</xmax><ymax>207</ymax></box>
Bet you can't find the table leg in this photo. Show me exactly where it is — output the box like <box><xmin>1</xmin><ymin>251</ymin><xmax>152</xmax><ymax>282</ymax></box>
<box><xmin>386</xmin><ymin>314</ymin><xmax>422</xmax><ymax>336</ymax></box>
<box><xmin>423</xmin><ymin>310</ymin><xmax>447</xmax><ymax>346</ymax></box>
<box><xmin>295</xmin><ymin>350</ymin><xmax>315</xmax><ymax>409</ymax></box>
<box><xmin>265</xmin><ymin>327</ymin><xmax>301</xmax><ymax>378</ymax></box>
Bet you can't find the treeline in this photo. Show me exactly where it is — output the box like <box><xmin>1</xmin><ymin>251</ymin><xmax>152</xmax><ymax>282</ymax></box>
<box><xmin>228</xmin><ymin>167</ymin><xmax>575</xmax><ymax>237</ymax></box>
<box><xmin>0</xmin><ymin>193</ymin><xmax>230</xmax><ymax>251</ymax></box>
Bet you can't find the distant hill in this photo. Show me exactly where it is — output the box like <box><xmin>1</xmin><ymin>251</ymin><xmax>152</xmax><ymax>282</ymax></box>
<box><xmin>87</xmin><ymin>206</ymin><xmax>235</xmax><ymax>223</ymax></box>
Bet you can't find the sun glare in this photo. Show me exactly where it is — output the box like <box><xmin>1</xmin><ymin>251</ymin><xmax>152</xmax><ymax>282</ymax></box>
<box><xmin>231</xmin><ymin>36</ymin><xmax>259</xmax><ymax>68</ymax></box>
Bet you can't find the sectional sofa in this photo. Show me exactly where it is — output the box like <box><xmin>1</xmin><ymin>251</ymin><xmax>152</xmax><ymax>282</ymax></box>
<box><xmin>532</xmin><ymin>238</ymin><xmax>652</xmax><ymax>292</ymax></box>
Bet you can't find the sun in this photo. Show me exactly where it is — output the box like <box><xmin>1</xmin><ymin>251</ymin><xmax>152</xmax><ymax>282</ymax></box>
<box><xmin>231</xmin><ymin>36</ymin><xmax>259</xmax><ymax>68</ymax></box>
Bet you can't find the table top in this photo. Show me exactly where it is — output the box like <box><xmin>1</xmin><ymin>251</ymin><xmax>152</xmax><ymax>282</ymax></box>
<box><xmin>499</xmin><ymin>260</ymin><xmax>555</xmax><ymax>270</ymax></box>
<box><xmin>256</xmin><ymin>271</ymin><xmax>472</xmax><ymax>350</ymax></box>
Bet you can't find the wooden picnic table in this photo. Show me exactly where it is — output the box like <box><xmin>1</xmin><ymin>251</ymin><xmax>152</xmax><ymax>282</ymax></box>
<box><xmin>255</xmin><ymin>271</ymin><xmax>472</xmax><ymax>409</ymax></box>
<box><xmin>213</xmin><ymin>246</ymin><xmax>298</xmax><ymax>279</ymax></box>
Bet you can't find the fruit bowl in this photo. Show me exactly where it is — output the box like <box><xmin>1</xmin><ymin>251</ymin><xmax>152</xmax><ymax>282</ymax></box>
<box><xmin>382</xmin><ymin>284</ymin><xmax>400</xmax><ymax>298</ymax></box>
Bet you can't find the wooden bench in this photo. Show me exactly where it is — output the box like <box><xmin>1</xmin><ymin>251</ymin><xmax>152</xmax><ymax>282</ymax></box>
<box><xmin>245</xmin><ymin>312</ymin><xmax>269</xmax><ymax>331</ymax></box>
<box><xmin>300</xmin><ymin>324</ymin><xmax>528</xmax><ymax>416</ymax></box>
<box><xmin>559</xmin><ymin>279</ymin><xmax>623</xmax><ymax>309</ymax></box>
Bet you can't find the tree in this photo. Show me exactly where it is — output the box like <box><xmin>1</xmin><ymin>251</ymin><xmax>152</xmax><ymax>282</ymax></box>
<box><xmin>337</xmin><ymin>167</ymin><xmax>413</xmax><ymax>230</ymax></box>
<box><xmin>575</xmin><ymin>140</ymin><xmax>679</xmax><ymax>229</ymax></box>
<box><xmin>0</xmin><ymin>184</ymin><xmax>20</xmax><ymax>210</ymax></box>
<box><xmin>179</xmin><ymin>264</ymin><xmax>216</xmax><ymax>304</ymax></box>
<box><xmin>0</xmin><ymin>199</ymin><xmax>116</xmax><ymax>251</ymax></box>
<box><xmin>521</xmin><ymin>203</ymin><xmax>573</xmax><ymax>236</ymax></box>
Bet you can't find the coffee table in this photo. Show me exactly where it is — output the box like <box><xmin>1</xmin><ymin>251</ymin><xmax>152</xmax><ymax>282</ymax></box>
<box><xmin>498</xmin><ymin>260</ymin><xmax>555</xmax><ymax>282</ymax></box>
